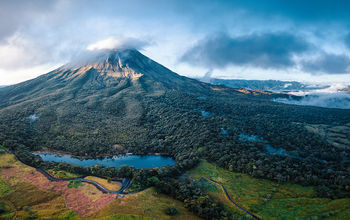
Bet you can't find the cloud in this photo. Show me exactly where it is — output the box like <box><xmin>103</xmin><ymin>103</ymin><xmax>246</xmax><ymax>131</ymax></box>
<box><xmin>274</xmin><ymin>92</ymin><xmax>350</xmax><ymax>109</ymax></box>
<box><xmin>302</xmin><ymin>53</ymin><xmax>350</xmax><ymax>74</ymax></box>
<box><xmin>0</xmin><ymin>0</ymin><xmax>58</xmax><ymax>41</ymax></box>
<box><xmin>224</xmin><ymin>0</ymin><xmax>350</xmax><ymax>23</ymax></box>
<box><xmin>0</xmin><ymin>33</ymin><xmax>52</xmax><ymax>69</ymax></box>
<box><xmin>1</xmin><ymin>0</ymin><xmax>350</xmax><ymax>84</ymax></box>
<box><xmin>87</xmin><ymin>37</ymin><xmax>149</xmax><ymax>51</ymax></box>
<box><xmin>345</xmin><ymin>33</ymin><xmax>350</xmax><ymax>49</ymax></box>
<box><xmin>180</xmin><ymin>32</ymin><xmax>310</xmax><ymax>69</ymax></box>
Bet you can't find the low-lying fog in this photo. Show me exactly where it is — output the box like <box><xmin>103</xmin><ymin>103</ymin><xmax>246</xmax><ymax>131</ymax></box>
<box><xmin>274</xmin><ymin>83</ymin><xmax>350</xmax><ymax>109</ymax></box>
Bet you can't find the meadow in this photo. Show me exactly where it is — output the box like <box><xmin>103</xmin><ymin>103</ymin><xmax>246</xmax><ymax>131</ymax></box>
<box><xmin>189</xmin><ymin>160</ymin><xmax>350</xmax><ymax>219</ymax></box>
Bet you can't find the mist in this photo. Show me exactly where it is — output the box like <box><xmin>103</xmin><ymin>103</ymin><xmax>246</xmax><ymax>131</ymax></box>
<box><xmin>274</xmin><ymin>92</ymin><xmax>350</xmax><ymax>109</ymax></box>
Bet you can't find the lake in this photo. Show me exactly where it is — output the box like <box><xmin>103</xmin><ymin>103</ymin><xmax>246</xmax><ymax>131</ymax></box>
<box><xmin>35</xmin><ymin>153</ymin><xmax>175</xmax><ymax>169</ymax></box>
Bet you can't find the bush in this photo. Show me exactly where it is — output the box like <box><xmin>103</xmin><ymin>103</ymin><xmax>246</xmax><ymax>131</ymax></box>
<box><xmin>165</xmin><ymin>207</ymin><xmax>178</xmax><ymax>216</ymax></box>
<box><xmin>67</xmin><ymin>180</ymin><xmax>82</xmax><ymax>188</ymax></box>
<box><xmin>0</xmin><ymin>203</ymin><xmax>6</xmax><ymax>214</ymax></box>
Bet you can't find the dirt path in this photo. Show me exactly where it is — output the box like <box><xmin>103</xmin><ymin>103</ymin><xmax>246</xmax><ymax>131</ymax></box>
<box><xmin>207</xmin><ymin>178</ymin><xmax>261</xmax><ymax>220</ymax></box>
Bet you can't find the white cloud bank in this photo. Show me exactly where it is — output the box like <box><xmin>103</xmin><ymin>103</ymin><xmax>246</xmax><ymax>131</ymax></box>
<box><xmin>275</xmin><ymin>93</ymin><xmax>350</xmax><ymax>109</ymax></box>
<box><xmin>87</xmin><ymin>37</ymin><xmax>149</xmax><ymax>51</ymax></box>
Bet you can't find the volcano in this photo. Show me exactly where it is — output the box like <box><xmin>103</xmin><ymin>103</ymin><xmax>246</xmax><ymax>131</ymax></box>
<box><xmin>0</xmin><ymin>49</ymin><xmax>228</xmax><ymax>156</ymax></box>
<box><xmin>0</xmin><ymin>49</ymin><xmax>210</xmax><ymax>107</ymax></box>
<box><xmin>1</xmin><ymin>48</ymin><xmax>349</xmax><ymax>160</ymax></box>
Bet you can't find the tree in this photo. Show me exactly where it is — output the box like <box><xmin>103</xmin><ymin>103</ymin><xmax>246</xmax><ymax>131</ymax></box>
<box><xmin>117</xmin><ymin>165</ymin><xmax>135</xmax><ymax>178</ymax></box>
<box><xmin>146</xmin><ymin>176</ymin><xmax>160</xmax><ymax>186</ymax></box>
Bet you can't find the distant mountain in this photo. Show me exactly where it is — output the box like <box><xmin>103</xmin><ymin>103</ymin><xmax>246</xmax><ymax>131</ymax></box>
<box><xmin>204</xmin><ymin>78</ymin><xmax>328</xmax><ymax>92</ymax></box>
<box><xmin>208</xmin><ymin>78</ymin><xmax>305</xmax><ymax>91</ymax></box>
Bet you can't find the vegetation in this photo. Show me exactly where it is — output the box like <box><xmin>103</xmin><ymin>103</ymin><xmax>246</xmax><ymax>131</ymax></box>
<box><xmin>47</xmin><ymin>168</ymin><xmax>80</xmax><ymax>179</ymax></box>
<box><xmin>2</xmin><ymin>89</ymin><xmax>350</xmax><ymax>218</ymax></box>
<box><xmin>67</xmin><ymin>180</ymin><xmax>82</xmax><ymax>188</ymax></box>
<box><xmin>139</xmin><ymin>92</ymin><xmax>350</xmax><ymax>198</ymax></box>
<box><xmin>0</xmin><ymin>152</ymin><xmax>202</xmax><ymax>219</ymax></box>
<box><xmin>0</xmin><ymin>201</ymin><xmax>15</xmax><ymax>219</ymax></box>
<box><xmin>190</xmin><ymin>160</ymin><xmax>350</xmax><ymax>219</ymax></box>
<box><xmin>2</xmin><ymin>89</ymin><xmax>350</xmax><ymax>199</ymax></box>
<box><xmin>0</xmin><ymin>177</ymin><xmax>11</xmax><ymax>196</ymax></box>
<box><xmin>86</xmin><ymin>188</ymin><xmax>200</xmax><ymax>220</ymax></box>
<box><xmin>84</xmin><ymin>176</ymin><xmax>121</xmax><ymax>191</ymax></box>
<box><xmin>165</xmin><ymin>207</ymin><xmax>178</xmax><ymax>216</ymax></box>
<box><xmin>102</xmin><ymin>214</ymin><xmax>153</xmax><ymax>220</ymax></box>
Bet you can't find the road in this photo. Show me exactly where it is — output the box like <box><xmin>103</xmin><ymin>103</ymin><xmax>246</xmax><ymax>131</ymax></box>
<box><xmin>206</xmin><ymin>177</ymin><xmax>261</xmax><ymax>220</ymax></box>
<box><xmin>9</xmin><ymin>151</ymin><xmax>137</xmax><ymax>195</ymax></box>
<box><xmin>36</xmin><ymin>168</ymin><xmax>132</xmax><ymax>194</ymax></box>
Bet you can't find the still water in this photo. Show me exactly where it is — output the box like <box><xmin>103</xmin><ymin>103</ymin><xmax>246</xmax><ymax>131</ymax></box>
<box><xmin>36</xmin><ymin>153</ymin><xmax>175</xmax><ymax>169</ymax></box>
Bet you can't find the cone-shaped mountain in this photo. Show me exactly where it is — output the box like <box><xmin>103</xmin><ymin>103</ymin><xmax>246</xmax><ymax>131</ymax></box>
<box><xmin>0</xmin><ymin>48</ymin><xmax>348</xmax><ymax>161</ymax></box>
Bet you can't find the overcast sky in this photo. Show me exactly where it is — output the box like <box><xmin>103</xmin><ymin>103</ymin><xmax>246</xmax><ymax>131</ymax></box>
<box><xmin>1</xmin><ymin>0</ymin><xmax>350</xmax><ymax>85</ymax></box>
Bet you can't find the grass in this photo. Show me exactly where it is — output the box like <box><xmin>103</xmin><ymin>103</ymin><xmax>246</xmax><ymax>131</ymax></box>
<box><xmin>2</xmin><ymin>182</ymin><xmax>62</xmax><ymax>210</ymax></box>
<box><xmin>1</xmin><ymin>181</ymin><xmax>79</xmax><ymax>219</ymax></box>
<box><xmin>0</xmin><ymin>153</ymin><xmax>80</xmax><ymax>219</ymax></box>
<box><xmin>0</xmin><ymin>153</ymin><xmax>16</xmax><ymax>168</ymax></box>
<box><xmin>67</xmin><ymin>180</ymin><xmax>83</xmax><ymax>188</ymax></box>
<box><xmin>85</xmin><ymin>176</ymin><xmax>122</xmax><ymax>191</ymax></box>
<box><xmin>189</xmin><ymin>160</ymin><xmax>350</xmax><ymax>219</ymax></box>
<box><xmin>0</xmin><ymin>175</ymin><xmax>11</xmax><ymax>196</ymax></box>
<box><xmin>103</xmin><ymin>214</ymin><xmax>153</xmax><ymax>219</ymax></box>
<box><xmin>86</xmin><ymin>187</ymin><xmax>201</xmax><ymax>220</ymax></box>
<box><xmin>47</xmin><ymin>169</ymin><xmax>80</xmax><ymax>179</ymax></box>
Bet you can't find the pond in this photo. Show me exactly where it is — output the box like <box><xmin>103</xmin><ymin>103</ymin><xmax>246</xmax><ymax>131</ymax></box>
<box><xmin>35</xmin><ymin>153</ymin><xmax>175</xmax><ymax>169</ymax></box>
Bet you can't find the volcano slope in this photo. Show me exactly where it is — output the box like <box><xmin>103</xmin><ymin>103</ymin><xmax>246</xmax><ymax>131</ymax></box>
<box><xmin>0</xmin><ymin>49</ymin><xmax>350</xmax><ymax>216</ymax></box>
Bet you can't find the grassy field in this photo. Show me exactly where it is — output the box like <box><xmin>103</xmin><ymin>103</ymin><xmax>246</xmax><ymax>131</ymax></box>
<box><xmin>0</xmin><ymin>152</ymin><xmax>202</xmax><ymax>219</ymax></box>
<box><xmin>47</xmin><ymin>168</ymin><xmax>80</xmax><ymax>179</ymax></box>
<box><xmin>0</xmin><ymin>175</ymin><xmax>11</xmax><ymax>196</ymax></box>
<box><xmin>0</xmin><ymin>153</ymin><xmax>14</xmax><ymax>197</ymax></box>
<box><xmin>305</xmin><ymin>123</ymin><xmax>350</xmax><ymax>150</ymax></box>
<box><xmin>85</xmin><ymin>176</ymin><xmax>122</xmax><ymax>191</ymax></box>
<box><xmin>86</xmin><ymin>187</ymin><xmax>201</xmax><ymax>220</ymax></box>
<box><xmin>0</xmin><ymin>153</ymin><xmax>80</xmax><ymax>219</ymax></box>
<box><xmin>189</xmin><ymin>160</ymin><xmax>350</xmax><ymax>219</ymax></box>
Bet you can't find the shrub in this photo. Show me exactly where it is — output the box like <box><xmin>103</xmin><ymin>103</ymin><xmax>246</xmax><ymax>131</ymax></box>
<box><xmin>165</xmin><ymin>207</ymin><xmax>178</xmax><ymax>216</ymax></box>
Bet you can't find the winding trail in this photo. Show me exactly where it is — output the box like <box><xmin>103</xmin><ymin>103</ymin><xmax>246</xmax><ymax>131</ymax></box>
<box><xmin>197</xmin><ymin>176</ymin><xmax>261</xmax><ymax>220</ymax></box>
